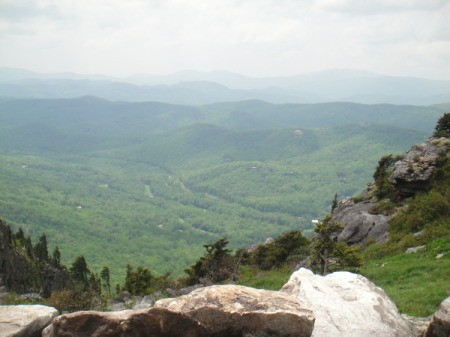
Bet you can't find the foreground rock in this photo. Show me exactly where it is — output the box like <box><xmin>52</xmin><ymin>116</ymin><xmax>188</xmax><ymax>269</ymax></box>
<box><xmin>42</xmin><ymin>307</ymin><xmax>208</xmax><ymax>337</ymax></box>
<box><xmin>332</xmin><ymin>197</ymin><xmax>390</xmax><ymax>245</ymax></box>
<box><xmin>282</xmin><ymin>268</ymin><xmax>414</xmax><ymax>337</ymax></box>
<box><xmin>155</xmin><ymin>284</ymin><xmax>315</xmax><ymax>337</ymax></box>
<box><xmin>0</xmin><ymin>305</ymin><xmax>58</xmax><ymax>337</ymax></box>
<box><xmin>425</xmin><ymin>296</ymin><xmax>450</xmax><ymax>337</ymax></box>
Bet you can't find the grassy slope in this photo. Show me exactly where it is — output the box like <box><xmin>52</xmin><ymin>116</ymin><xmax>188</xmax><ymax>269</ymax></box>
<box><xmin>360</xmin><ymin>237</ymin><xmax>450</xmax><ymax>316</ymax></box>
<box><xmin>236</xmin><ymin>236</ymin><xmax>450</xmax><ymax>316</ymax></box>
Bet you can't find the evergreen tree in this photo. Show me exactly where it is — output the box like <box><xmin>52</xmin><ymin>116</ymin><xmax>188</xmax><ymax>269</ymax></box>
<box><xmin>14</xmin><ymin>227</ymin><xmax>25</xmax><ymax>242</ymax></box>
<box><xmin>33</xmin><ymin>233</ymin><xmax>49</xmax><ymax>261</ymax></box>
<box><xmin>124</xmin><ymin>265</ymin><xmax>154</xmax><ymax>296</ymax></box>
<box><xmin>100</xmin><ymin>266</ymin><xmax>111</xmax><ymax>294</ymax></box>
<box><xmin>331</xmin><ymin>193</ymin><xmax>339</xmax><ymax>212</ymax></box>
<box><xmin>70</xmin><ymin>256</ymin><xmax>90</xmax><ymax>286</ymax></box>
<box><xmin>24</xmin><ymin>236</ymin><xmax>33</xmax><ymax>257</ymax></box>
<box><xmin>184</xmin><ymin>238</ymin><xmax>233</xmax><ymax>285</ymax></box>
<box><xmin>310</xmin><ymin>216</ymin><xmax>362</xmax><ymax>275</ymax></box>
<box><xmin>52</xmin><ymin>246</ymin><xmax>61</xmax><ymax>267</ymax></box>
<box><xmin>433</xmin><ymin>112</ymin><xmax>450</xmax><ymax>138</ymax></box>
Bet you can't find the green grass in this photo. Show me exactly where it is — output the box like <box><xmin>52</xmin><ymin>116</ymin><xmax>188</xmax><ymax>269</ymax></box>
<box><xmin>360</xmin><ymin>237</ymin><xmax>450</xmax><ymax>316</ymax></box>
<box><xmin>234</xmin><ymin>237</ymin><xmax>450</xmax><ymax>317</ymax></box>
<box><xmin>235</xmin><ymin>265</ymin><xmax>292</xmax><ymax>290</ymax></box>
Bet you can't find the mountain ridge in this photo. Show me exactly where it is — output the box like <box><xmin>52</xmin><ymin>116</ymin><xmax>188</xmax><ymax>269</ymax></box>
<box><xmin>1</xmin><ymin>67</ymin><xmax>450</xmax><ymax>105</ymax></box>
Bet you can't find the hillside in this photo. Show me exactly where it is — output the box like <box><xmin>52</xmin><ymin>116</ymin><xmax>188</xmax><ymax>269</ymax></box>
<box><xmin>0</xmin><ymin>124</ymin><xmax>428</xmax><ymax>284</ymax></box>
<box><xmin>0</xmin><ymin>97</ymin><xmax>444</xmax><ymax>141</ymax></box>
<box><xmin>0</xmin><ymin>97</ymin><xmax>442</xmax><ymax>284</ymax></box>
<box><xmin>236</xmin><ymin>118</ymin><xmax>450</xmax><ymax>316</ymax></box>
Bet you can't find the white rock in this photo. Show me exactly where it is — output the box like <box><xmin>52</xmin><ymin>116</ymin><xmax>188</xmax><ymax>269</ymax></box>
<box><xmin>0</xmin><ymin>305</ymin><xmax>58</xmax><ymax>337</ymax></box>
<box><xmin>406</xmin><ymin>245</ymin><xmax>426</xmax><ymax>253</ymax></box>
<box><xmin>282</xmin><ymin>268</ymin><xmax>414</xmax><ymax>337</ymax></box>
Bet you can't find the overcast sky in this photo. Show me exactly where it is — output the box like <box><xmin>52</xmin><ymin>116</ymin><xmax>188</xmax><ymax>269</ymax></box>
<box><xmin>1</xmin><ymin>0</ymin><xmax>449</xmax><ymax>80</ymax></box>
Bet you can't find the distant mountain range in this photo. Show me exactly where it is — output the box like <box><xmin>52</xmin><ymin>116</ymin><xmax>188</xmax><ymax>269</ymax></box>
<box><xmin>0</xmin><ymin>97</ymin><xmax>445</xmax><ymax>144</ymax></box>
<box><xmin>1</xmin><ymin>68</ymin><xmax>449</xmax><ymax>105</ymax></box>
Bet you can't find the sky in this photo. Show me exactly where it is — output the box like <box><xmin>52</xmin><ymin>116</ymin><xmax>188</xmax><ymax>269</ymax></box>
<box><xmin>0</xmin><ymin>0</ymin><xmax>450</xmax><ymax>80</ymax></box>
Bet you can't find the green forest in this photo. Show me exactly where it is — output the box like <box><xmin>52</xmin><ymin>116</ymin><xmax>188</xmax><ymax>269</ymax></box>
<box><xmin>0</xmin><ymin>98</ymin><xmax>441</xmax><ymax>284</ymax></box>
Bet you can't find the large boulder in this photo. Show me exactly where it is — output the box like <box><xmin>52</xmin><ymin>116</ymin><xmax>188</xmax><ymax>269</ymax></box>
<box><xmin>42</xmin><ymin>307</ymin><xmax>209</xmax><ymax>337</ymax></box>
<box><xmin>282</xmin><ymin>268</ymin><xmax>414</xmax><ymax>337</ymax></box>
<box><xmin>425</xmin><ymin>296</ymin><xmax>450</xmax><ymax>337</ymax></box>
<box><xmin>155</xmin><ymin>284</ymin><xmax>315</xmax><ymax>337</ymax></box>
<box><xmin>332</xmin><ymin>198</ymin><xmax>390</xmax><ymax>245</ymax></box>
<box><xmin>0</xmin><ymin>304</ymin><xmax>58</xmax><ymax>337</ymax></box>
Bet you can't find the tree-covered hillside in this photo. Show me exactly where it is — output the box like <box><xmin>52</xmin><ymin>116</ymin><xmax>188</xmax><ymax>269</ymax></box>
<box><xmin>0</xmin><ymin>97</ymin><xmax>437</xmax><ymax>284</ymax></box>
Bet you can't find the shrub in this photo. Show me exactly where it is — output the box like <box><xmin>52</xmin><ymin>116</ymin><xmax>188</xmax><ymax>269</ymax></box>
<box><xmin>48</xmin><ymin>289</ymin><xmax>106</xmax><ymax>313</ymax></box>
<box><xmin>373</xmin><ymin>154</ymin><xmax>403</xmax><ymax>200</ymax></box>
<box><xmin>248</xmin><ymin>231</ymin><xmax>309</xmax><ymax>270</ymax></box>
<box><xmin>433</xmin><ymin>112</ymin><xmax>450</xmax><ymax>138</ymax></box>
<box><xmin>368</xmin><ymin>199</ymin><xmax>397</xmax><ymax>215</ymax></box>
<box><xmin>390</xmin><ymin>190</ymin><xmax>450</xmax><ymax>234</ymax></box>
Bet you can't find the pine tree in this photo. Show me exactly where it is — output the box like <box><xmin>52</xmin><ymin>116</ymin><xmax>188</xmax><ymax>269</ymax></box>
<box><xmin>184</xmin><ymin>238</ymin><xmax>233</xmax><ymax>285</ymax></box>
<box><xmin>433</xmin><ymin>112</ymin><xmax>450</xmax><ymax>138</ymax></box>
<box><xmin>34</xmin><ymin>233</ymin><xmax>49</xmax><ymax>261</ymax></box>
<box><xmin>100</xmin><ymin>266</ymin><xmax>111</xmax><ymax>294</ymax></box>
<box><xmin>52</xmin><ymin>246</ymin><xmax>61</xmax><ymax>267</ymax></box>
<box><xmin>331</xmin><ymin>193</ymin><xmax>339</xmax><ymax>212</ymax></box>
<box><xmin>310</xmin><ymin>216</ymin><xmax>363</xmax><ymax>275</ymax></box>
<box><xmin>70</xmin><ymin>256</ymin><xmax>90</xmax><ymax>286</ymax></box>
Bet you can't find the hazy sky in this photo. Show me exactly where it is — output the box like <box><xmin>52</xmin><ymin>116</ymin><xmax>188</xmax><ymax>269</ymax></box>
<box><xmin>1</xmin><ymin>0</ymin><xmax>450</xmax><ymax>79</ymax></box>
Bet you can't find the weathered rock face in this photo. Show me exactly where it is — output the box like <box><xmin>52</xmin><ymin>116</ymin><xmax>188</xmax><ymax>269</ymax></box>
<box><xmin>389</xmin><ymin>138</ymin><xmax>448</xmax><ymax>198</ymax></box>
<box><xmin>0</xmin><ymin>304</ymin><xmax>58</xmax><ymax>337</ymax></box>
<box><xmin>155</xmin><ymin>284</ymin><xmax>315</xmax><ymax>337</ymax></box>
<box><xmin>43</xmin><ymin>307</ymin><xmax>209</xmax><ymax>337</ymax></box>
<box><xmin>282</xmin><ymin>268</ymin><xmax>414</xmax><ymax>337</ymax></box>
<box><xmin>332</xmin><ymin>198</ymin><xmax>390</xmax><ymax>245</ymax></box>
<box><xmin>425</xmin><ymin>296</ymin><xmax>450</xmax><ymax>337</ymax></box>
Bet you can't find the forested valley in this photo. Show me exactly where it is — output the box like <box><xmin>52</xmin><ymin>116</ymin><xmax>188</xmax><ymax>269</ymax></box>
<box><xmin>0</xmin><ymin>97</ymin><xmax>444</xmax><ymax>284</ymax></box>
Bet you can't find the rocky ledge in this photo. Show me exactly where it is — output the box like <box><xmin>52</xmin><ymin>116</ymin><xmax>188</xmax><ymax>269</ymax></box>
<box><xmin>389</xmin><ymin>137</ymin><xmax>449</xmax><ymax>198</ymax></box>
<box><xmin>3</xmin><ymin>269</ymin><xmax>449</xmax><ymax>337</ymax></box>
<box><xmin>42</xmin><ymin>285</ymin><xmax>314</xmax><ymax>337</ymax></box>
<box><xmin>332</xmin><ymin>197</ymin><xmax>390</xmax><ymax>245</ymax></box>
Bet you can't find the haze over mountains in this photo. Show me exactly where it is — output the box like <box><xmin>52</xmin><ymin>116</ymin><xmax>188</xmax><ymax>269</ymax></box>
<box><xmin>1</xmin><ymin>67</ymin><xmax>450</xmax><ymax>105</ymax></box>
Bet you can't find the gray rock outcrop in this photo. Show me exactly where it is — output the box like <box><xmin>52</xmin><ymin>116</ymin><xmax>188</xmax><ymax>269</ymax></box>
<box><xmin>155</xmin><ymin>284</ymin><xmax>315</xmax><ymax>337</ymax></box>
<box><xmin>389</xmin><ymin>138</ymin><xmax>448</xmax><ymax>198</ymax></box>
<box><xmin>0</xmin><ymin>304</ymin><xmax>58</xmax><ymax>337</ymax></box>
<box><xmin>282</xmin><ymin>268</ymin><xmax>415</xmax><ymax>337</ymax></box>
<box><xmin>332</xmin><ymin>198</ymin><xmax>390</xmax><ymax>245</ymax></box>
<box><xmin>42</xmin><ymin>307</ymin><xmax>208</xmax><ymax>337</ymax></box>
<box><xmin>425</xmin><ymin>296</ymin><xmax>450</xmax><ymax>337</ymax></box>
